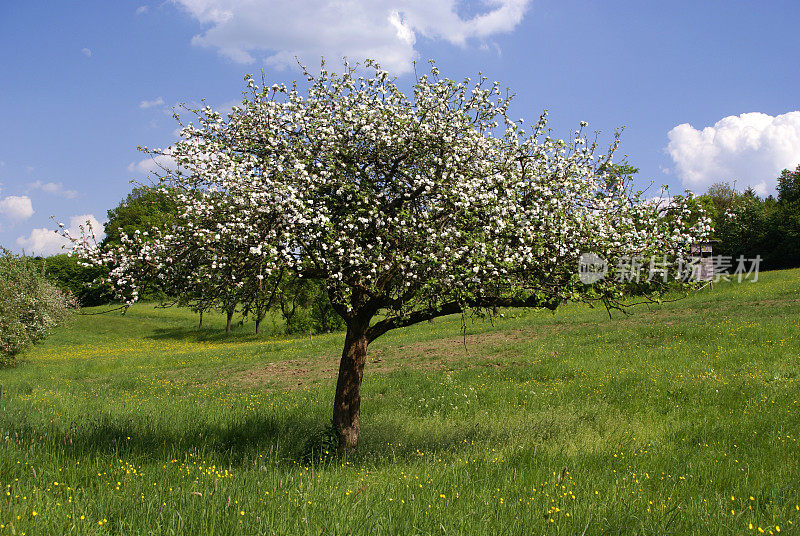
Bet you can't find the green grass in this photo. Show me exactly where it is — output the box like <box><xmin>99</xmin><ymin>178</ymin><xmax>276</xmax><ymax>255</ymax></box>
<box><xmin>1</xmin><ymin>270</ymin><xmax>799</xmax><ymax>535</ymax></box>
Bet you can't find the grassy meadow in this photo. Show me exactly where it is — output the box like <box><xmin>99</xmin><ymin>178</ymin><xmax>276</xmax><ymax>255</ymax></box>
<box><xmin>1</xmin><ymin>269</ymin><xmax>799</xmax><ymax>535</ymax></box>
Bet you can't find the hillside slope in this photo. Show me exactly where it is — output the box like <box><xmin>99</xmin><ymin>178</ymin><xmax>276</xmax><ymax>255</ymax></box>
<box><xmin>1</xmin><ymin>270</ymin><xmax>799</xmax><ymax>535</ymax></box>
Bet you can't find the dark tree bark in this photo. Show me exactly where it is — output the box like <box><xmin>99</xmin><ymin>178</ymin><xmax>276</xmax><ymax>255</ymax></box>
<box><xmin>225</xmin><ymin>308</ymin><xmax>234</xmax><ymax>333</ymax></box>
<box><xmin>332</xmin><ymin>321</ymin><xmax>369</xmax><ymax>451</ymax></box>
<box><xmin>255</xmin><ymin>316</ymin><xmax>261</xmax><ymax>334</ymax></box>
<box><xmin>281</xmin><ymin>299</ymin><xmax>298</xmax><ymax>333</ymax></box>
<box><xmin>198</xmin><ymin>310</ymin><xmax>203</xmax><ymax>328</ymax></box>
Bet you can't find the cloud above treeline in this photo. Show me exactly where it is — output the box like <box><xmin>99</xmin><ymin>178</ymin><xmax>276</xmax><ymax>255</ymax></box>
<box><xmin>128</xmin><ymin>149</ymin><xmax>177</xmax><ymax>176</ymax></box>
<box><xmin>171</xmin><ymin>0</ymin><xmax>531</xmax><ymax>74</ymax></box>
<box><xmin>16</xmin><ymin>214</ymin><xmax>104</xmax><ymax>257</ymax></box>
<box><xmin>666</xmin><ymin>111</ymin><xmax>800</xmax><ymax>196</ymax></box>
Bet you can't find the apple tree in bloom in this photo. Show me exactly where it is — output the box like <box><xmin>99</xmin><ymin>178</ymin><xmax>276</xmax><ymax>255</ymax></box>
<box><xmin>75</xmin><ymin>61</ymin><xmax>710</xmax><ymax>450</ymax></box>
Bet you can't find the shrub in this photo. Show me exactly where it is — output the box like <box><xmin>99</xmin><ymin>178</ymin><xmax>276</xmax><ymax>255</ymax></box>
<box><xmin>0</xmin><ymin>249</ymin><xmax>77</xmax><ymax>364</ymax></box>
<box><xmin>29</xmin><ymin>254</ymin><xmax>115</xmax><ymax>307</ymax></box>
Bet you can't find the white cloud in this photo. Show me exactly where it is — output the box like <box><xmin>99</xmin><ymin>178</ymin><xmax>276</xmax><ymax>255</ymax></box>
<box><xmin>139</xmin><ymin>97</ymin><xmax>165</xmax><ymax>109</ymax></box>
<box><xmin>136</xmin><ymin>5</ymin><xmax>149</xmax><ymax>14</ymax></box>
<box><xmin>667</xmin><ymin>111</ymin><xmax>800</xmax><ymax>196</ymax></box>
<box><xmin>16</xmin><ymin>214</ymin><xmax>105</xmax><ymax>257</ymax></box>
<box><xmin>128</xmin><ymin>150</ymin><xmax>177</xmax><ymax>175</ymax></box>
<box><xmin>27</xmin><ymin>181</ymin><xmax>79</xmax><ymax>199</ymax></box>
<box><xmin>0</xmin><ymin>195</ymin><xmax>34</xmax><ymax>222</ymax></box>
<box><xmin>171</xmin><ymin>0</ymin><xmax>531</xmax><ymax>74</ymax></box>
<box><xmin>81</xmin><ymin>47</ymin><xmax>92</xmax><ymax>57</ymax></box>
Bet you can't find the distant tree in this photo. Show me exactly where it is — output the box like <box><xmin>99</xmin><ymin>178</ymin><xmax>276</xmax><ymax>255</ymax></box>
<box><xmin>308</xmin><ymin>279</ymin><xmax>346</xmax><ymax>334</ymax></box>
<box><xmin>241</xmin><ymin>265</ymin><xmax>280</xmax><ymax>334</ymax></box>
<box><xmin>711</xmin><ymin>191</ymin><xmax>771</xmax><ymax>262</ymax></box>
<box><xmin>276</xmin><ymin>274</ymin><xmax>314</xmax><ymax>334</ymax></box>
<box><xmin>103</xmin><ymin>186</ymin><xmax>179</xmax><ymax>247</ymax></box>
<box><xmin>0</xmin><ymin>249</ymin><xmax>77</xmax><ymax>365</ymax></box>
<box><xmin>703</xmin><ymin>182</ymin><xmax>739</xmax><ymax>220</ymax></box>
<box><xmin>777</xmin><ymin>165</ymin><xmax>800</xmax><ymax>205</ymax></box>
<box><xmin>773</xmin><ymin>166</ymin><xmax>800</xmax><ymax>267</ymax></box>
<box><xmin>73</xmin><ymin>61</ymin><xmax>710</xmax><ymax>449</ymax></box>
<box><xmin>101</xmin><ymin>186</ymin><xmax>180</xmax><ymax>301</ymax></box>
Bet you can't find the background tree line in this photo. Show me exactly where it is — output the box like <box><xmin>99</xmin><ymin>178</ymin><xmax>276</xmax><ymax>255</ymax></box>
<box><xmin>35</xmin><ymin>186</ymin><xmax>343</xmax><ymax>335</ymax></box>
<box><xmin>696</xmin><ymin>164</ymin><xmax>800</xmax><ymax>270</ymax></box>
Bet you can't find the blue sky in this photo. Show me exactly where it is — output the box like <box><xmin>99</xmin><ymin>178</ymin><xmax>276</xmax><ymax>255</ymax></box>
<box><xmin>1</xmin><ymin>0</ymin><xmax>799</xmax><ymax>255</ymax></box>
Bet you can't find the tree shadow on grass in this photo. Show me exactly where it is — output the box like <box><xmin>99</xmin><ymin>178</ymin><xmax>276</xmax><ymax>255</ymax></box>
<box><xmin>145</xmin><ymin>324</ymin><xmax>345</xmax><ymax>347</ymax></box>
<box><xmin>5</xmin><ymin>410</ymin><xmax>327</xmax><ymax>467</ymax></box>
<box><xmin>146</xmin><ymin>326</ymin><xmax>282</xmax><ymax>345</ymax></box>
<box><xmin>1</xmin><ymin>404</ymin><xmax>527</xmax><ymax>470</ymax></box>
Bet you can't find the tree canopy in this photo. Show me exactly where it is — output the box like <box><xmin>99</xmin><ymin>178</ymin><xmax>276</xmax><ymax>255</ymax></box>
<box><xmin>73</xmin><ymin>61</ymin><xmax>710</xmax><ymax>449</ymax></box>
<box><xmin>103</xmin><ymin>185</ymin><xmax>179</xmax><ymax>247</ymax></box>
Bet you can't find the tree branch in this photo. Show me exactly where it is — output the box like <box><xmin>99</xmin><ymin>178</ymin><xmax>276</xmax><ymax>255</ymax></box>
<box><xmin>366</xmin><ymin>293</ymin><xmax>559</xmax><ymax>343</ymax></box>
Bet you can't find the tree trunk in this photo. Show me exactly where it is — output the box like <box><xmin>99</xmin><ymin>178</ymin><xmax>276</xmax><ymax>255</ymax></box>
<box><xmin>282</xmin><ymin>301</ymin><xmax>297</xmax><ymax>334</ymax></box>
<box><xmin>255</xmin><ymin>317</ymin><xmax>261</xmax><ymax>334</ymax></box>
<box><xmin>198</xmin><ymin>310</ymin><xmax>204</xmax><ymax>328</ymax></box>
<box><xmin>333</xmin><ymin>323</ymin><xmax>369</xmax><ymax>450</ymax></box>
<box><xmin>225</xmin><ymin>309</ymin><xmax>234</xmax><ymax>333</ymax></box>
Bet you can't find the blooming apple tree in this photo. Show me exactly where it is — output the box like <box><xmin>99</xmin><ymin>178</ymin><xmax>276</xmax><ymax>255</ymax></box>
<box><xmin>74</xmin><ymin>61</ymin><xmax>710</xmax><ymax>449</ymax></box>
